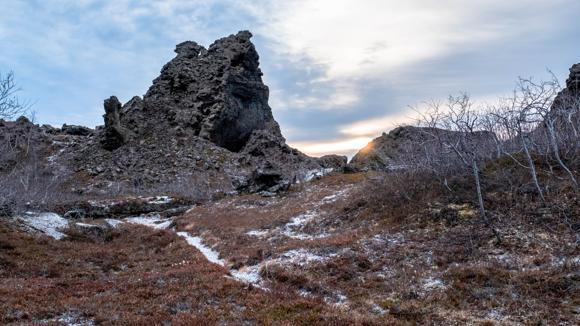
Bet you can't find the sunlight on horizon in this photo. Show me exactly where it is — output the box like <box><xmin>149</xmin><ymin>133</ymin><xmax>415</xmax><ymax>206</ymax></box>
<box><xmin>290</xmin><ymin>137</ymin><xmax>373</xmax><ymax>158</ymax></box>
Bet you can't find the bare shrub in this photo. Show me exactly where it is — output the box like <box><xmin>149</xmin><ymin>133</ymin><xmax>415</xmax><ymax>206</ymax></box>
<box><xmin>0</xmin><ymin>71</ymin><xmax>33</xmax><ymax>120</ymax></box>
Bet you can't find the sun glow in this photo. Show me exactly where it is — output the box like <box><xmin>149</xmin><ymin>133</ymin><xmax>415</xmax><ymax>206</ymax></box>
<box><xmin>290</xmin><ymin>137</ymin><xmax>373</xmax><ymax>157</ymax></box>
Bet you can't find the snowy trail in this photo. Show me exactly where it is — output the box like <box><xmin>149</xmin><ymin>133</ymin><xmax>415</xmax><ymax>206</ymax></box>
<box><xmin>125</xmin><ymin>216</ymin><xmax>262</xmax><ymax>285</ymax></box>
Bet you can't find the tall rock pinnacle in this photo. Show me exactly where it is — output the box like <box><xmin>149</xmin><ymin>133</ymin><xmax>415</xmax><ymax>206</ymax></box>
<box><xmin>102</xmin><ymin>30</ymin><xmax>282</xmax><ymax>152</ymax></box>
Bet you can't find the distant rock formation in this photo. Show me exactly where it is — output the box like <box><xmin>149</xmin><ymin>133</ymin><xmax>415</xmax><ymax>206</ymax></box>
<box><xmin>349</xmin><ymin>126</ymin><xmax>419</xmax><ymax>171</ymax></box>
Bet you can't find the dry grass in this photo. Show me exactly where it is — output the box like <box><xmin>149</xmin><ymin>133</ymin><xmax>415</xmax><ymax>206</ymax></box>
<box><xmin>171</xmin><ymin>170</ymin><xmax>580</xmax><ymax>325</ymax></box>
<box><xmin>0</xmin><ymin>219</ymin><xmax>363</xmax><ymax>325</ymax></box>
<box><xmin>2</xmin><ymin>163</ymin><xmax>580</xmax><ymax>325</ymax></box>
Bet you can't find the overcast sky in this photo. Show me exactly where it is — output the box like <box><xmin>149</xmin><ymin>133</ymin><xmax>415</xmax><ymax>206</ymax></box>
<box><xmin>2</xmin><ymin>0</ymin><xmax>579</xmax><ymax>158</ymax></box>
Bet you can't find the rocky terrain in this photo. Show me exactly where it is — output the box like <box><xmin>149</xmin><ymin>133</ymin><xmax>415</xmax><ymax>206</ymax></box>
<box><xmin>0</xmin><ymin>31</ymin><xmax>347</xmax><ymax>214</ymax></box>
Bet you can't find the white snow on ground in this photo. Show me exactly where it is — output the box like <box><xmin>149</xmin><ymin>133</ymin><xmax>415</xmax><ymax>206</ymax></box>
<box><xmin>19</xmin><ymin>213</ymin><xmax>69</xmax><ymax>240</ymax></box>
<box><xmin>320</xmin><ymin>188</ymin><xmax>350</xmax><ymax>203</ymax></box>
<box><xmin>75</xmin><ymin>222</ymin><xmax>99</xmax><ymax>228</ymax></box>
<box><xmin>87</xmin><ymin>200</ymin><xmax>115</xmax><ymax>208</ymax></box>
<box><xmin>373</xmin><ymin>304</ymin><xmax>389</xmax><ymax>314</ymax></box>
<box><xmin>147</xmin><ymin>195</ymin><xmax>173</xmax><ymax>204</ymax></box>
<box><xmin>40</xmin><ymin>314</ymin><xmax>93</xmax><ymax>326</ymax></box>
<box><xmin>104</xmin><ymin>219</ymin><xmax>124</xmax><ymax>227</ymax></box>
<box><xmin>278</xmin><ymin>212</ymin><xmax>329</xmax><ymax>240</ymax></box>
<box><xmin>88</xmin><ymin>196</ymin><xmax>175</xmax><ymax>208</ymax></box>
<box><xmin>423</xmin><ymin>277</ymin><xmax>445</xmax><ymax>290</ymax></box>
<box><xmin>231</xmin><ymin>265</ymin><xmax>262</xmax><ymax>283</ymax></box>
<box><xmin>276</xmin><ymin>249</ymin><xmax>326</xmax><ymax>266</ymax></box>
<box><xmin>177</xmin><ymin>232</ymin><xmax>224</xmax><ymax>265</ymax></box>
<box><xmin>246</xmin><ymin>229</ymin><xmax>269</xmax><ymax>237</ymax></box>
<box><xmin>125</xmin><ymin>216</ymin><xmax>172</xmax><ymax>229</ymax></box>
<box><xmin>324</xmin><ymin>292</ymin><xmax>349</xmax><ymax>307</ymax></box>
<box><xmin>46</xmin><ymin>147</ymin><xmax>67</xmax><ymax>162</ymax></box>
<box><xmin>246</xmin><ymin>188</ymin><xmax>352</xmax><ymax>241</ymax></box>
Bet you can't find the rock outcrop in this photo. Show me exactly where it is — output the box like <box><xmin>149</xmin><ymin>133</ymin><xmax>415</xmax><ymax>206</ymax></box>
<box><xmin>101</xmin><ymin>96</ymin><xmax>131</xmax><ymax>150</ymax></box>
<box><xmin>101</xmin><ymin>30</ymin><xmax>282</xmax><ymax>153</ymax></box>
<box><xmin>563</xmin><ymin>63</ymin><xmax>580</xmax><ymax>96</ymax></box>
<box><xmin>349</xmin><ymin>126</ymin><xmax>420</xmax><ymax>171</ymax></box>
<box><xmin>30</xmin><ymin>31</ymin><xmax>326</xmax><ymax>198</ymax></box>
<box><xmin>552</xmin><ymin>63</ymin><xmax>580</xmax><ymax>110</ymax></box>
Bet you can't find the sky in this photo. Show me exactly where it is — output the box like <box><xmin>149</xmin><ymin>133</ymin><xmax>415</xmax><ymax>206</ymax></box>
<box><xmin>2</xmin><ymin>0</ymin><xmax>580</xmax><ymax>158</ymax></box>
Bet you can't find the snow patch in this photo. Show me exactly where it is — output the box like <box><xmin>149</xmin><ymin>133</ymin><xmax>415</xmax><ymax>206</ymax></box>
<box><xmin>19</xmin><ymin>213</ymin><xmax>68</xmax><ymax>240</ymax></box>
<box><xmin>104</xmin><ymin>219</ymin><xmax>124</xmax><ymax>227</ymax></box>
<box><xmin>276</xmin><ymin>249</ymin><xmax>327</xmax><ymax>266</ymax></box>
<box><xmin>75</xmin><ymin>222</ymin><xmax>99</xmax><ymax>228</ymax></box>
<box><xmin>246</xmin><ymin>230</ymin><xmax>269</xmax><ymax>237</ymax></box>
<box><xmin>40</xmin><ymin>314</ymin><xmax>94</xmax><ymax>326</ymax></box>
<box><xmin>279</xmin><ymin>212</ymin><xmax>328</xmax><ymax>240</ymax></box>
<box><xmin>231</xmin><ymin>265</ymin><xmax>261</xmax><ymax>283</ymax></box>
<box><xmin>423</xmin><ymin>277</ymin><xmax>445</xmax><ymax>290</ymax></box>
<box><xmin>177</xmin><ymin>232</ymin><xmax>224</xmax><ymax>266</ymax></box>
<box><xmin>147</xmin><ymin>195</ymin><xmax>173</xmax><ymax>204</ymax></box>
<box><xmin>125</xmin><ymin>216</ymin><xmax>172</xmax><ymax>229</ymax></box>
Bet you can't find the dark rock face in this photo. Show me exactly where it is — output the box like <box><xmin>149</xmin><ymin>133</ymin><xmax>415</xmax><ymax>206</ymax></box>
<box><xmin>565</xmin><ymin>63</ymin><xmax>580</xmax><ymax>94</ymax></box>
<box><xmin>553</xmin><ymin>63</ymin><xmax>580</xmax><ymax>110</ymax></box>
<box><xmin>233</xmin><ymin>162</ymin><xmax>291</xmax><ymax>194</ymax></box>
<box><xmin>108</xmin><ymin>30</ymin><xmax>282</xmax><ymax>152</ymax></box>
<box><xmin>101</xmin><ymin>96</ymin><xmax>132</xmax><ymax>150</ymax></box>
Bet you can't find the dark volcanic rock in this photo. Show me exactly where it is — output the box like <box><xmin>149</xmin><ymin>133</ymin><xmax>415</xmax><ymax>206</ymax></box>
<box><xmin>233</xmin><ymin>162</ymin><xmax>291</xmax><ymax>194</ymax></box>
<box><xmin>564</xmin><ymin>63</ymin><xmax>580</xmax><ymax>94</ymax></box>
<box><xmin>101</xmin><ymin>96</ymin><xmax>132</xmax><ymax>150</ymax></box>
<box><xmin>119</xmin><ymin>30</ymin><xmax>282</xmax><ymax>152</ymax></box>
<box><xmin>553</xmin><ymin>63</ymin><xmax>580</xmax><ymax>110</ymax></box>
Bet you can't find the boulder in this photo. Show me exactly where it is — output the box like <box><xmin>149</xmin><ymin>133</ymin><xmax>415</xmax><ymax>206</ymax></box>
<box><xmin>41</xmin><ymin>124</ymin><xmax>58</xmax><ymax>134</ymax></box>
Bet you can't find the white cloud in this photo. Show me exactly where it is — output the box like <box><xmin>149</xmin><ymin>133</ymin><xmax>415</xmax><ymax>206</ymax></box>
<box><xmin>253</xmin><ymin>0</ymin><xmax>575</xmax><ymax>111</ymax></box>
